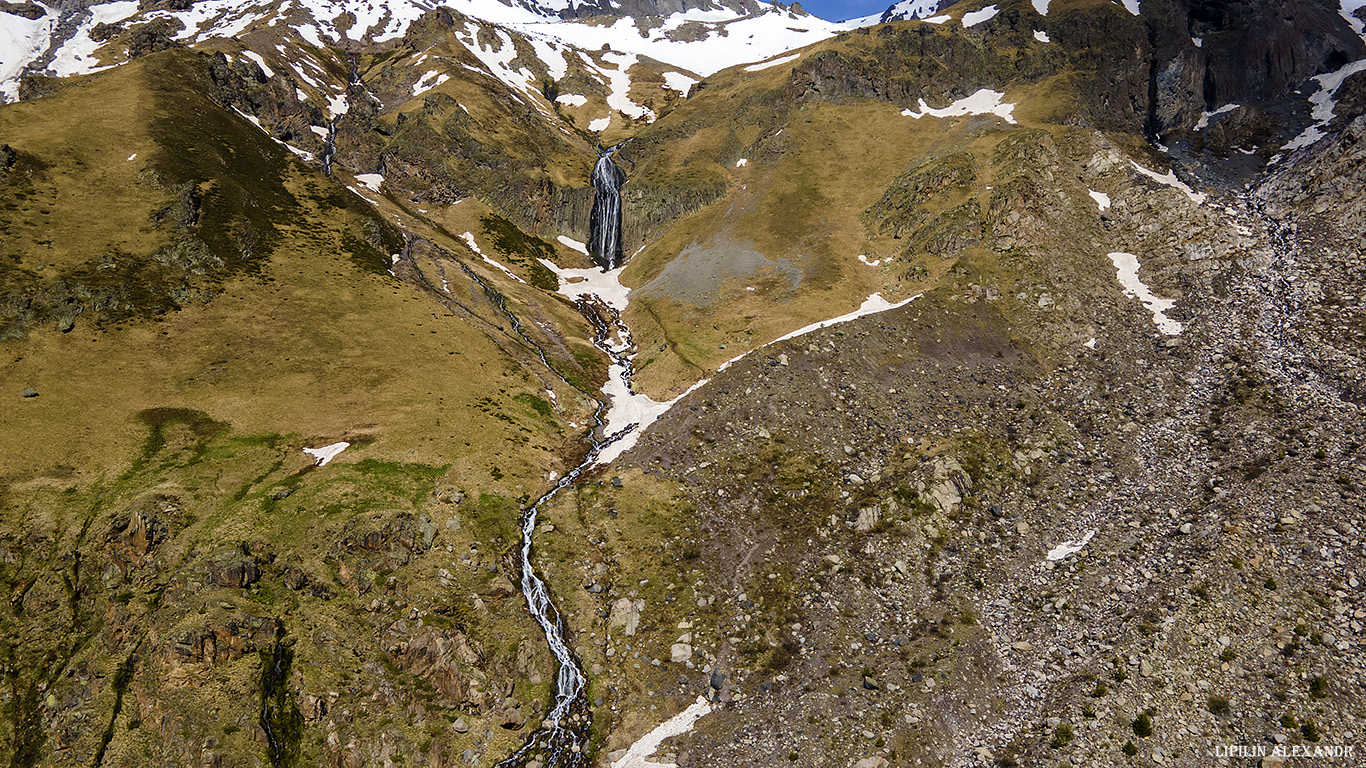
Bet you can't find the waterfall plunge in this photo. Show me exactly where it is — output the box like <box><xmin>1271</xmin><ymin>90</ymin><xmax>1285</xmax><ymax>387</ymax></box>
<box><xmin>588</xmin><ymin>151</ymin><xmax>627</xmax><ymax>269</ymax></box>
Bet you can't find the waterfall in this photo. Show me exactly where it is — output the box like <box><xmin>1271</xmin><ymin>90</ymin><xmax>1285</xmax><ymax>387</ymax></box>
<box><xmin>588</xmin><ymin>149</ymin><xmax>627</xmax><ymax>269</ymax></box>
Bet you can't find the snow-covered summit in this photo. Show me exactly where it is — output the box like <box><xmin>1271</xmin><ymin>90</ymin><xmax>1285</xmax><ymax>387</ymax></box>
<box><xmin>843</xmin><ymin>0</ymin><xmax>942</xmax><ymax>27</ymax></box>
<box><xmin>0</xmin><ymin>0</ymin><xmax>846</xmax><ymax>102</ymax></box>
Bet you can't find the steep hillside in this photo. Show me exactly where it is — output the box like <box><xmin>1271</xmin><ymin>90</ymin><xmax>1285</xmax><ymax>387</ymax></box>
<box><xmin>1</xmin><ymin>0</ymin><xmax>1364</xmax><ymax>766</ymax></box>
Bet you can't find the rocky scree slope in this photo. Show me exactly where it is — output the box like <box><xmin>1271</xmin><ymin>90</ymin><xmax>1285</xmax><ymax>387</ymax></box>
<box><xmin>1</xmin><ymin>1</ymin><xmax>1365</xmax><ymax>768</ymax></box>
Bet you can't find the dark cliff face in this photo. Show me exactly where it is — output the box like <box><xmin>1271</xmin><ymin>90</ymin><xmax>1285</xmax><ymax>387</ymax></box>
<box><xmin>787</xmin><ymin>0</ymin><xmax>1363</xmax><ymax>137</ymax></box>
<box><xmin>1187</xmin><ymin>0</ymin><xmax>1363</xmax><ymax>104</ymax></box>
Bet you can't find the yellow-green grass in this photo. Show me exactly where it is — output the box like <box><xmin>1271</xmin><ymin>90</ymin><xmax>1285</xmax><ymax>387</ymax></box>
<box><xmin>620</xmin><ymin>96</ymin><xmax>1025</xmax><ymax>397</ymax></box>
<box><xmin>0</xmin><ymin>64</ymin><xmax>170</xmax><ymax>275</ymax></box>
<box><xmin>531</xmin><ymin>467</ymin><xmax>723</xmax><ymax>752</ymax></box>
<box><xmin>0</xmin><ymin>53</ymin><xmax>587</xmax><ymax>499</ymax></box>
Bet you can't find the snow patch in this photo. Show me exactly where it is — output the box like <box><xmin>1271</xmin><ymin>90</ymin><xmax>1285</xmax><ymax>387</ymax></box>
<box><xmin>556</xmin><ymin>93</ymin><xmax>588</xmax><ymax>106</ymax></box>
<box><xmin>412</xmin><ymin>70</ymin><xmax>449</xmax><ymax>97</ymax></box>
<box><xmin>923</xmin><ymin>14</ymin><xmax>951</xmax><ymax>23</ymax></box>
<box><xmin>844</xmin><ymin>0</ymin><xmax>939</xmax><ymax>26</ymax></box>
<box><xmin>241</xmin><ymin>49</ymin><xmax>274</xmax><ymax>77</ymax></box>
<box><xmin>557</xmin><ymin>235</ymin><xmax>588</xmax><ymax>255</ymax></box>
<box><xmin>1088</xmin><ymin>190</ymin><xmax>1111</xmax><ymax>211</ymax></box>
<box><xmin>753</xmin><ymin>293</ymin><xmax>920</xmax><ymax>356</ymax></box>
<box><xmin>598</xmin><ymin>51</ymin><xmax>654</xmax><ymax>121</ymax></box>
<box><xmin>1032</xmin><ymin>0</ymin><xmax>1050</xmax><ymax>14</ymax></box>
<box><xmin>610</xmin><ymin>697</ymin><xmax>713</xmax><ymax>768</ymax></box>
<box><xmin>901</xmin><ymin>88</ymin><xmax>1017</xmax><ymax>124</ymax></box>
<box><xmin>49</xmin><ymin>0</ymin><xmax>140</xmax><ymax>77</ymax></box>
<box><xmin>1281</xmin><ymin>59</ymin><xmax>1366</xmax><ymax>152</ymax></box>
<box><xmin>588</xmin><ymin>116</ymin><xmax>611</xmax><ymax>131</ymax></box>
<box><xmin>1083</xmin><ymin>337</ymin><xmax>1097</xmax><ymax>349</ymax></box>
<box><xmin>660</xmin><ymin>71</ymin><xmax>697</xmax><ymax>96</ymax></box>
<box><xmin>744</xmin><ymin>53</ymin><xmax>799</xmax><ymax>71</ymax></box>
<box><xmin>1129</xmin><ymin>160</ymin><xmax>1205</xmax><ymax>204</ymax></box>
<box><xmin>1046</xmin><ymin>530</ymin><xmax>1095</xmax><ymax>561</ymax></box>
<box><xmin>961</xmin><ymin>4</ymin><xmax>999</xmax><ymax>27</ymax></box>
<box><xmin>1341</xmin><ymin>0</ymin><xmax>1365</xmax><ymax>38</ymax></box>
<box><xmin>1</xmin><ymin>1</ymin><xmax>55</xmax><ymax>102</ymax></box>
<box><xmin>1107</xmin><ymin>251</ymin><xmax>1183</xmax><ymax>335</ymax></box>
<box><xmin>462</xmin><ymin>232</ymin><xmax>526</xmax><ymax>284</ymax></box>
<box><xmin>356</xmin><ymin>173</ymin><xmax>384</xmax><ymax>192</ymax></box>
<box><xmin>304</xmin><ymin>441</ymin><xmax>350</xmax><ymax>466</ymax></box>
<box><xmin>528</xmin><ymin>36</ymin><xmax>567</xmax><ymax>80</ymax></box>
<box><xmin>735</xmin><ymin>158</ymin><xmax>748</xmax><ymax>167</ymax></box>
<box><xmin>1193</xmin><ymin>103</ymin><xmax>1238</xmax><ymax>131</ymax></box>
<box><xmin>1117</xmin><ymin>0</ymin><xmax>1140</xmax><ymax>14</ymax></box>
<box><xmin>127</xmin><ymin>152</ymin><xmax>137</xmax><ymax>161</ymax></box>
<box><xmin>1033</xmin><ymin>29</ymin><xmax>1050</xmax><ymax>42</ymax></box>
<box><xmin>857</xmin><ymin>254</ymin><xmax>882</xmax><ymax>266</ymax></box>
<box><xmin>327</xmin><ymin>93</ymin><xmax>349</xmax><ymax>119</ymax></box>
<box><xmin>539</xmin><ymin>259</ymin><xmax>630</xmax><ymax>311</ymax></box>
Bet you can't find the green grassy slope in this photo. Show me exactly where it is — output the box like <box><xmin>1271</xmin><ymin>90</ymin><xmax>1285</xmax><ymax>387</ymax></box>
<box><xmin>0</xmin><ymin>49</ymin><xmax>610</xmax><ymax>767</ymax></box>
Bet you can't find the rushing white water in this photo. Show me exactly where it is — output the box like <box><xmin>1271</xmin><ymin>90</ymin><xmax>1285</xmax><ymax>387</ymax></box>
<box><xmin>589</xmin><ymin>149</ymin><xmax>628</xmax><ymax>268</ymax></box>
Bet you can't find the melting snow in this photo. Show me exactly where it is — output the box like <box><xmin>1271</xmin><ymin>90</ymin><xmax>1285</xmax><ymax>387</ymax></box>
<box><xmin>241</xmin><ymin>49</ymin><xmax>274</xmax><ymax>77</ymax></box>
<box><xmin>1088</xmin><ymin>190</ymin><xmax>1111</xmax><ymax>211</ymax></box>
<box><xmin>38</xmin><ymin>0</ymin><xmax>850</xmax><ymax>87</ymax></box>
<box><xmin>1107</xmin><ymin>251</ymin><xmax>1183</xmax><ymax>335</ymax></box>
<box><xmin>1033</xmin><ymin>30</ymin><xmax>1050</xmax><ymax>42</ymax></box>
<box><xmin>597</xmin><ymin>51</ymin><xmax>654</xmax><ymax>121</ymax></box>
<box><xmin>1191</xmin><ymin>36</ymin><xmax>1202</xmax><ymax>47</ymax></box>
<box><xmin>588</xmin><ymin>116</ymin><xmax>610</xmax><ymax>131</ymax></box>
<box><xmin>1192</xmin><ymin>103</ymin><xmax>1238</xmax><ymax>130</ymax></box>
<box><xmin>1083</xmin><ymin>337</ymin><xmax>1097</xmax><ymax>349</ymax></box>
<box><xmin>528</xmin><ymin>36</ymin><xmax>567</xmax><ymax>80</ymax></box>
<box><xmin>961</xmin><ymin>4</ymin><xmax>999</xmax><ymax>27</ymax></box>
<box><xmin>127</xmin><ymin>152</ymin><xmax>137</xmax><ymax>161</ymax></box>
<box><xmin>1046</xmin><ymin>530</ymin><xmax>1095</xmax><ymax>561</ymax></box>
<box><xmin>744</xmin><ymin>53</ymin><xmax>799</xmax><ymax>72</ymax></box>
<box><xmin>1032</xmin><ymin>0</ymin><xmax>1050</xmax><ymax>14</ymax></box>
<box><xmin>1</xmin><ymin>1</ymin><xmax>55</xmax><ymax>102</ymax></box>
<box><xmin>902</xmin><ymin>89</ymin><xmax>1017</xmax><ymax>124</ymax></box>
<box><xmin>923</xmin><ymin>14</ymin><xmax>951</xmax><ymax>23</ymax></box>
<box><xmin>461</xmin><ymin>232</ymin><xmax>526</xmax><ymax>284</ymax></box>
<box><xmin>327</xmin><ymin>93</ymin><xmax>349</xmax><ymax>119</ymax></box>
<box><xmin>541</xmin><ymin>254</ymin><xmax>920</xmax><ymax>467</ymax></box>
<box><xmin>735</xmin><ymin>158</ymin><xmax>748</xmax><ymax>167</ymax></box>
<box><xmin>49</xmin><ymin>0</ymin><xmax>139</xmax><ymax>77</ymax></box>
<box><xmin>660</xmin><ymin>71</ymin><xmax>697</xmax><ymax>96</ymax></box>
<box><xmin>556</xmin><ymin>235</ymin><xmax>588</xmax><ymax>255</ymax></box>
<box><xmin>750</xmin><ymin>293</ymin><xmax>920</xmax><ymax>358</ymax></box>
<box><xmin>356</xmin><ymin>173</ymin><xmax>384</xmax><ymax>192</ymax></box>
<box><xmin>1341</xmin><ymin>0</ymin><xmax>1365</xmax><ymax>39</ymax></box>
<box><xmin>610</xmin><ymin>697</ymin><xmax>713</xmax><ymax>768</ymax></box>
<box><xmin>556</xmin><ymin>93</ymin><xmax>588</xmax><ymax>106</ymax></box>
<box><xmin>1282</xmin><ymin>59</ymin><xmax>1366</xmax><ymax>152</ymax></box>
<box><xmin>539</xmin><ymin>259</ymin><xmax>630</xmax><ymax>311</ymax></box>
<box><xmin>412</xmin><ymin>70</ymin><xmax>449</xmax><ymax>96</ymax></box>
<box><xmin>1117</xmin><ymin>0</ymin><xmax>1140</xmax><ymax>14</ymax></box>
<box><xmin>857</xmin><ymin>254</ymin><xmax>882</xmax><ymax>266</ymax></box>
<box><xmin>304</xmin><ymin>441</ymin><xmax>350</xmax><ymax>466</ymax></box>
<box><xmin>1129</xmin><ymin>160</ymin><xmax>1206</xmax><ymax>204</ymax></box>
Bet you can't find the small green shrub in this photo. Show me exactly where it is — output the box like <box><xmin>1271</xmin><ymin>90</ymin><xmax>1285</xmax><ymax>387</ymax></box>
<box><xmin>1050</xmin><ymin>722</ymin><xmax>1074</xmax><ymax>749</ymax></box>
<box><xmin>1207</xmin><ymin>695</ymin><xmax>1230</xmax><ymax>715</ymax></box>
<box><xmin>1310</xmin><ymin>676</ymin><xmax>1329</xmax><ymax>698</ymax></box>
